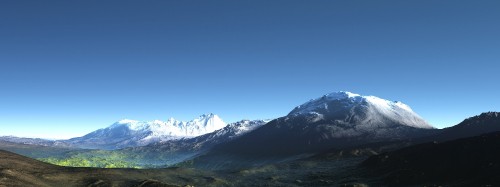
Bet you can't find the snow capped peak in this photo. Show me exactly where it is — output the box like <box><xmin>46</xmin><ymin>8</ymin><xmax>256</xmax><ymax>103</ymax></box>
<box><xmin>199</xmin><ymin>113</ymin><xmax>215</xmax><ymax>118</ymax></box>
<box><xmin>152</xmin><ymin>120</ymin><xmax>164</xmax><ymax>124</ymax></box>
<box><xmin>210</xmin><ymin>119</ymin><xmax>268</xmax><ymax>138</ymax></box>
<box><xmin>363</xmin><ymin>96</ymin><xmax>415</xmax><ymax>113</ymax></box>
<box><xmin>336</xmin><ymin>91</ymin><xmax>361</xmax><ymax>98</ymax></box>
<box><xmin>183</xmin><ymin>113</ymin><xmax>226</xmax><ymax>136</ymax></box>
<box><xmin>394</xmin><ymin>101</ymin><xmax>413</xmax><ymax>112</ymax></box>
<box><xmin>117</xmin><ymin>119</ymin><xmax>139</xmax><ymax>124</ymax></box>
<box><xmin>110</xmin><ymin>114</ymin><xmax>226</xmax><ymax>137</ymax></box>
<box><xmin>290</xmin><ymin>91</ymin><xmax>364</xmax><ymax>115</ymax></box>
<box><xmin>112</xmin><ymin>119</ymin><xmax>144</xmax><ymax>130</ymax></box>
<box><xmin>74</xmin><ymin>114</ymin><xmax>228</xmax><ymax>149</ymax></box>
<box><xmin>291</xmin><ymin>91</ymin><xmax>417</xmax><ymax>115</ymax></box>
<box><xmin>288</xmin><ymin>91</ymin><xmax>433</xmax><ymax>129</ymax></box>
<box><xmin>312</xmin><ymin>91</ymin><xmax>362</xmax><ymax>103</ymax></box>
<box><xmin>193</xmin><ymin>113</ymin><xmax>222</xmax><ymax>122</ymax></box>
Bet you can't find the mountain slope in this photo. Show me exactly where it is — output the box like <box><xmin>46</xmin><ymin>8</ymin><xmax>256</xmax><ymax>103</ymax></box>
<box><xmin>188</xmin><ymin>91</ymin><xmax>436</xmax><ymax>169</ymax></box>
<box><xmin>362</xmin><ymin>131</ymin><xmax>500</xmax><ymax>186</ymax></box>
<box><xmin>146</xmin><ymin>119</ymin><xmax>269</xmax><ymax>151</ymax></box>
<box><xmin>431</xmin><ymin>112</ymin><xmax>500</xmax><ymax>142</ymax></box>
<box><xmin>100</xmin><ymin>120</ymin><xmax>268</xmax><ymax>167</ymax></box>
<box><xmin>65</xmin><ymin>113</ymin><xmax>226</xmax><ymax>149</ymax></box>
<box><xmin>37</xmin><ymin>120</ymin><xmax>268</xmax><ymax>168</ymax></box>
<box><xmin>0</xmin><ymin>149</ymin><xmax>224</xmax><ymax>187</ymax></box>
<box><xmin>220</xmin><ymin>91</ymin><xmax>433</xmax><ymax>154</ymax></box>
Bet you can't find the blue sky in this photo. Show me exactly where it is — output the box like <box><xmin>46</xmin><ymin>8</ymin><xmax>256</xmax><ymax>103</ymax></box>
<box><xmin>1</xmin><ymin>0</ymin><xmax>499</xmax><ymax>139</ymax></box>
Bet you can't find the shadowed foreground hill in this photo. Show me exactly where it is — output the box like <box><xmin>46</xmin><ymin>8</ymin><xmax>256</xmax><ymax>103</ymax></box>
<box><xmin>0</xmin><ymin>150</ymin><xmax>225</xmax><ymax>187</ymax></box>
<box><xmin>362</xmin><ymin>131</ymin><xmax>500</xmax><ymax>186</ymax></box>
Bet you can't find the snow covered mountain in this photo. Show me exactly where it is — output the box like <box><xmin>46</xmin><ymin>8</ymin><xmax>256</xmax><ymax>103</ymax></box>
<box><xmin>192</xmin><ymin>91</ymin><xmax>436</xmax><ymax>169</ymax></box>
<box><xmin>123</xmin><ymin>119</ymin><xmax>269</xmax><ymax>166</ymax></box>
<box><xmin>65</xmin><ymin>113</ymin><xmax>227</xmax><ymax>149</ymax></box>
<box><xmin>149</xmin><ymin>119</ymin><xmax>269</xmax><ymax>151</ymax></box>
<box><xmin>288</xmin><ymin>91</ymin><xmax>434</xmax><ymax>131</ymax></box>
<box><xmin>198</xmin><ymin>119</ymin><xmax>270</xmax><ymax>144</ymax></box>
<box><xmin>279</xmin><ymin>91</ymin><xmax>434</xmax><ymax>141</ymax></box>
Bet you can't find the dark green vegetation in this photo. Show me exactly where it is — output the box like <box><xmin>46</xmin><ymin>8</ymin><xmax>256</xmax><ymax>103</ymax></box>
<box><xmin>34</xmin><ymin>148</ymin><xmax>197</xmax><ymax>168</ymax></box>
<box><xmin>0</xmin><ymin>143</ymin><xmax>181</xmax><ymax>169</ymax></box>
<box><xmin>38</xmin><ymin>150</ymin><xmax>139</xmax><ymax>168</ymax></box>
<box><xmin>0</xmin><ymin>141</ymin><xmax>140</xmax><ymax>168</ymax></box>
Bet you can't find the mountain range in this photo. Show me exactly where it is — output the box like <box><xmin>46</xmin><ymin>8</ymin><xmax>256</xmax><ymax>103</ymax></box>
<box><xmin>1</xmin><ymin>91</ymin><xmax>499</xmax><ymax>172</ymax></box>
<box><xmin>64</xmin><ymin>113</ymin><xmax>227</xmax><ymax>149</ymax></box>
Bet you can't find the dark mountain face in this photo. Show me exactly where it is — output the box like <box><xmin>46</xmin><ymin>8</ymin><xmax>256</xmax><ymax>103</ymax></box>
<box><xmin>212</xmin><ymin>115</ymin><xmax>433</xmax><ymax>157</ymax></box>
<box><xmin>362</xmin><ymin>131</ymin><xmax>500</xmax><ymax>186</ymax></box>
<box><xmin>360</xmin><ymin>112</ymin><xmax>500</xmax><ymax>186</ymax></box>
<box><xmin>442</xmin><ymin>112</ymin><xmax>500</xmax><ymax>137</ymax></box>
<box><xmin>423</xmin><ymin>112</ymin><xmax>500</xmax><ymax>143</ymax></box>
<box><xmin>185</xmin><ymin>92</ymin><xmax>436</xmax><ymax>169</ymax></box>
<box><xmin>220</xmin><ymin>93</ymin><xmax>435</xmax><ymax>154</ymax></box>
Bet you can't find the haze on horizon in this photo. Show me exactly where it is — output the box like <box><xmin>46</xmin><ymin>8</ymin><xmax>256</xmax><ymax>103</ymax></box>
<box><xmin>1</xmin><ymin>0</ymin><xmax>499</xmax><ymax>139</ymax></box>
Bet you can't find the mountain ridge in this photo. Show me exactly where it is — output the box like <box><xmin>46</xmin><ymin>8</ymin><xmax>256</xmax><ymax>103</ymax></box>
<box><xmin>64</xmin><ymin>113</ymin><xmax>227</xmax><ymax>149</ymax></box>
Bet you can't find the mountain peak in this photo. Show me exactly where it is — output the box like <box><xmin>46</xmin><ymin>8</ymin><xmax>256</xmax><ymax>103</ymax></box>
<box><xmin>290</xmin><ymin>91</ymin><xmax>417</xmax><ymax>115</ymax></box>
<box><xmin>456</xmin><ymin>111</ymin><xmax>500</xmax><ymax>127</ymax></box>
<box><xmin>288</xmin><ymin>91</ymin><xmax>433</xmax><ymax>129</ymax></box>
<box><xmin>331</xmin><ymin>91</ymin><xmax>361</xmax><ymax>98</ymax></box>
<box><xmin>117</xmin><ymin>119</ymin><xmax>139</xmax><ymax>124</ymax></box>
<box><xmin>70</xmin><ymin>114</ymin><xmax>227</xmax><ymax>149</ymax></box>
<box><xmin>198</xmin><ymin>113</ymin><xmax>217</xmax><ymax>119</ymax></box>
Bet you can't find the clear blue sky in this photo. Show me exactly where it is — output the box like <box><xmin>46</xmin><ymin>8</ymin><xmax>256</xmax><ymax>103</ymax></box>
<box><xmin>1</xmin><ymin>0</ymin><xmax>499</xmax><ymax>139</ymax></box>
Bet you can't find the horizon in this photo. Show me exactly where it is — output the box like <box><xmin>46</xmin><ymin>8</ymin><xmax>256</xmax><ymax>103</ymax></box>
<box><xmin>1</xmin><ymin>0</ymin><xmax>499</xmax><ymax>139</ymax></box>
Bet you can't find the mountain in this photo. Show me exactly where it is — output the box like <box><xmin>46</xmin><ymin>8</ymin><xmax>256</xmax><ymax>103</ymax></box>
<box><xmin>222</xmin><ymin>91</ymin><xmax>434</xmax><ymax>153</ymax></box>
<box><xmin>362</xmin><ymin>131</ymin><xmax>500</xmax><ymax>186</ymax></box>
<box><xmin>65</xmin><ymin>113</ymin><xmax>227</xmax><ymax>149</ymax></box>
<box><xmin>44</xmin><ymin>120</ymin><xmax>269</xmax><ymax>168</ymax></box>
<box><xmin>188</xmin><ymin>91</ymin><xmax>436</xmax><ymax>169</ymax></box>
<box><xmin>288</xmin><ymin>91</ymin><xmax>433</xmax><ymax>129</ymax></box>
<box><xmin>429</xmin><ymin>112</ymin><xmax>500</xmax><ymax>142</ymax></box>
<box><xmin>150</xmin><ymin>119</ymin><xmax>269</xmax><ymax>150</ymax></box>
